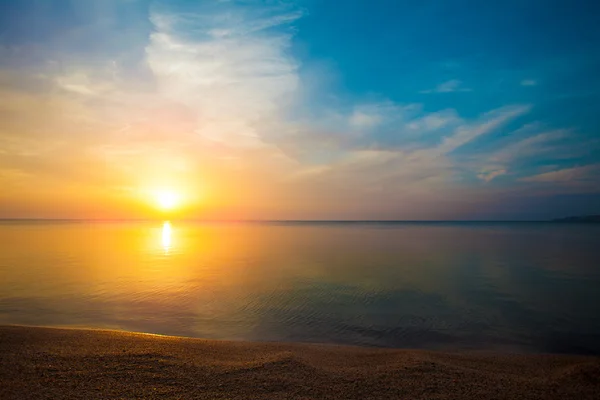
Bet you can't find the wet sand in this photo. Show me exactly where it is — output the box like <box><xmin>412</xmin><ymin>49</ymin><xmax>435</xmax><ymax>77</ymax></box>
<box><xmin>1</xmin><ymin>325</ymin><xmax>599</xmax><ymax>399</ymax></box>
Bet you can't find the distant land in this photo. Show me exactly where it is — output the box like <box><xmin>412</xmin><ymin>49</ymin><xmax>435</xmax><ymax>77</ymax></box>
<box><xmin>552</xmin><ymin>215</ymin><xmax>600</xmax><ymax>223</ymax></box>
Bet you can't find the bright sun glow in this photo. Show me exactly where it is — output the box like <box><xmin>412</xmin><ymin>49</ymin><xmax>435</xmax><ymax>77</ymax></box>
<box><xmin>155</xmin><ymin>190</ymin><xmax>180</xmax><ymax>211</ymax></box>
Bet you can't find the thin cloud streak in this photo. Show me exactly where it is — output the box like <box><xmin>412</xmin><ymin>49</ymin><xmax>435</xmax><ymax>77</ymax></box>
<box><xmin>420</xmin><ymin>79</ymin><xmax>472</xmax><ymax>94</ymax></box>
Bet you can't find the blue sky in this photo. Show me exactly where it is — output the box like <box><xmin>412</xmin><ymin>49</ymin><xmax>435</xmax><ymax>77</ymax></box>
<box><xmin>0</xmin><ymin>0</ymin><xmax>599</xmax><ymax>219</ymax></box>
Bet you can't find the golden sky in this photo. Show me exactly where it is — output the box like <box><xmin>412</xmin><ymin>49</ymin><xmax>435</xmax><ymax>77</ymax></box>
<box><xmin>1</xmin><ymin>0</ymin><xmax>599</xmax><ymax>220</ymax></box>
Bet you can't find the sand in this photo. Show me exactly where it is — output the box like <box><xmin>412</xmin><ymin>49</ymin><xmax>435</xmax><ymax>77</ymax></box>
<box><xmin>1</xmin><ymin>326</ymin><xmax>599</xmax><ymax>399</ymax></box>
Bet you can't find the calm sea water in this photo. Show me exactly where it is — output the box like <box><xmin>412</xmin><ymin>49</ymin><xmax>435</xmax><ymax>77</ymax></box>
<box><xmin>1</xmin><ymin>221</ymin><xmax>599</xmax><ymax>354</ymax></box>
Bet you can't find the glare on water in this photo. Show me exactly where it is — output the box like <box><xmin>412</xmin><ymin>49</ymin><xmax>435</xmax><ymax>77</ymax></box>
<box><xmin>161</xmin><ymin>221</ymin><xmax>172</xmax><ymax>254</ymax></box>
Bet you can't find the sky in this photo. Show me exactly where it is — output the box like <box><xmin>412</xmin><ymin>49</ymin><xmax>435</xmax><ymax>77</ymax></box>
<box><xmin>0</xmin><ymin>0</ymin><xmax>599</xmax><ymax>220</ymax></box>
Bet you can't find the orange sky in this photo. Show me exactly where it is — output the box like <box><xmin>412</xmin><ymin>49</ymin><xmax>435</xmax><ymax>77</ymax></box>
<box><xmin>1</xmin><ymin>1</ymin><xmax>598</xmax><ymax>220</ymax></box>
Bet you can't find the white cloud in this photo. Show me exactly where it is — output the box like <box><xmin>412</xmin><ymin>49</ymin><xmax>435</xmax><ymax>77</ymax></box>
<box><xmin>436</xmin><ymin>105</ymin><xmax>530</xmax><ymax>154</ymax></box>
<box><xmin>349</xmin><ymin>109</ymin><xmax>383</xmax><ymax>130</ymax></box>
<box><xmin>146</xmin><ymin>3</ymin><xmax>302</xmax><ymax>148</ymax></box>
<box><xmin>406</xmin><ymin>109</ymin><xmax>461</xmax><ymax>133</ymax></box>
<box><xmin>470</xmin><ymin>125</ymin><xmax>594</xmax><ymax>183</ymax></box>
<box><xmin>346</xmin><ymin>103</ymin><xmax>406</xmax><ymax>131</ymax></box>
<box><xmin>54</xmin><ymin>69</ymin><xmax>118</xmax><ymax>97</ymax></box>
<box><xmin>487</xmin><ymin>128</ymin><xmax>569</xmax><ymax>164</ymax></box>
<box><xmin>292</xmin><ymin>104</ymin><xmax>531</xmax><ymax>195</ymax></box>
<box><xmin>420</xmin><ymin>79</ymin><xmax>472</xmax><ymax>94</ymax></box>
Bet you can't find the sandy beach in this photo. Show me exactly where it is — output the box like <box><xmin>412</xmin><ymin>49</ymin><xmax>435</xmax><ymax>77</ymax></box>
<box><xmin>0</xmin><ymin>326</ymin><xmax>598</xmax><ymax>399</ymax></box>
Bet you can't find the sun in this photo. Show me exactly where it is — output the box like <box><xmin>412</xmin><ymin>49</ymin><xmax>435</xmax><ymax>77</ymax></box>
<box><xmin>154</xmin><ymin>190</ymin><xmax>180</xmax><ymax>211</ymax></box>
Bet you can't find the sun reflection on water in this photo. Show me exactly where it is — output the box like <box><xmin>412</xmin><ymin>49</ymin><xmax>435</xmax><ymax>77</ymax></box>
<box><xmin>161</xmin><ymin>221</ymin><xmax>172</xmax><ymax>254</ymax></box>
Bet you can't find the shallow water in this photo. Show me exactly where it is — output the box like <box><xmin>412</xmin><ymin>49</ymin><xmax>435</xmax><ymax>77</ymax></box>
<box><xmin>1</xmin><ymin>221</ymin><xmax>599</xmax><ymax>354</ymax></box>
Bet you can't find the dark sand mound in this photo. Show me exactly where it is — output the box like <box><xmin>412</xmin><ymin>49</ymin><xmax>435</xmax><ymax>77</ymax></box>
<box><xmin>1</xmin><ymin>325</ymin><xmax>599</xmax><ymax>399</ymax></box>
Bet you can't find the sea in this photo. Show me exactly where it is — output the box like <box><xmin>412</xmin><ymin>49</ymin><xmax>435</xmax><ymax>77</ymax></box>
<box><xmin>1</xmin><ymin>220</ymin><xmax>599</xmax><ymax>354</ymax></box>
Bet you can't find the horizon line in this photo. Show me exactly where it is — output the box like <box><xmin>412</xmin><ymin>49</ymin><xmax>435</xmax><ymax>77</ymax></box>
<box><xmin>0</xmin><ymin>217</ymin><xmax>593</xmax><ymax>223</ymax></box>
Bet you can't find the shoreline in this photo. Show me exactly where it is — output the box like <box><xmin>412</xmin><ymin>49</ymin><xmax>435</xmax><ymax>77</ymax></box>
<box><xmin>1</xmin><ymin>325</ymin><xmax>599</xmax><ymax>399</ymax></box>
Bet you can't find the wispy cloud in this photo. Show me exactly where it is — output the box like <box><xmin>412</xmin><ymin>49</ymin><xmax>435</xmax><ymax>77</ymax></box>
<box><xmin>469</xmin><ymin>123</ymin><xmax>597</xmax><ymax>186</ymax></box>
<box><xmin>348</xmin><ymin>107</ymin><xmax>384</xmax><ymax>130</ymax></box>
<box><xmin>440</xmin><ymin>106</ymin><xmax>530</xmax><ymax>153</ymax></box>
<box><xmin>477</xmin><ymin>168</ymin><xmax>507</xmax><ymax>182</ymax></box>
<box><xmin>521</xmin><ymin>79</ymin><xmax>537</xmax><ymax>86</ymax></box>
<box><xmin>521</xmin><ymin>164</ymin><xmax>600</xmax><ymax>183</ymax></box>
<box><xmin>146</xmin><ymin>2</ymin><xmax>302</xmax><ymax>149</ymax></box>
<box><xmin>291</xmin><ymin>105</ymin><xmax>531</xmax><ymax>194</ymax></box>
<box><xmin>419</xmin><ymin>79</ymin><xmax>472</xmax><ymax>94</ymax></box>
